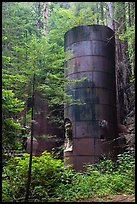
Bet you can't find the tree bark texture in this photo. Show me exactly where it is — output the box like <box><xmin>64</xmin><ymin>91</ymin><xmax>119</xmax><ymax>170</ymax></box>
<box><xmin>43</xmin><ymin>2</ymin><xmax>48</xmax><ymax>35</ymax></box>
<box><xmin>25</xmin><ymin>74</ymin><xmax>35</xmax><ymax>202</ymax></box>
<box><xmin>106</xmin><ymin>2</ymin><xmax>115</xmax><ymax>30</ymax></box>
<box><xmin>100</xmin><ymin>2</ymin><xmax>104</xmax><ymax>24</ymax></box>
<box><xmin>114</xmin><ymin>2</ymin><xmax>132</xmax><ymax>123</ymax></box>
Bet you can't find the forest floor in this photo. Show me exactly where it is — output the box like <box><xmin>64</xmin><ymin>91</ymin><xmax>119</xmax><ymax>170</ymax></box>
<box><xmin>76</xmin><ymin>194</ymin><xmax>135</xmax><ymax>202</ymax></box>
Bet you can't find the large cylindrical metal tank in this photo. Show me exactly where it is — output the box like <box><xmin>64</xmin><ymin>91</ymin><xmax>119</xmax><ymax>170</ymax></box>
<box><xmin>64</xmin><ymin>25</ymin><xmax>118</xmax><ymax>171</ymax></box>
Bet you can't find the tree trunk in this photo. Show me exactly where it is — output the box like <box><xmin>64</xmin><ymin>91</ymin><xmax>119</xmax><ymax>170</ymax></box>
<box><xmin>128</xmin><ymin>2</ymin><xmax>131</xmax><ymax>27</ymax></box>
<box><xmin>130</xmin><ymin>2</ymin><xmax>135</xmax><ymax>24</ymax></box>
<box><xmin>35</xmin><ymin>2</ymin><xmax>43</xmax><ymax>29</ymax></box>
<box><xmin>96</xmin><ymin>3</ymin><xmax>99</xmax><ymax>24</ymax></box>
<box><xmin>25</xmin><ymin>74</ymin><xmax>35</xmax><ymax>202</ymax></box>
<box><xmin>100</xmin><ymin>2</ymin><xmax>104</xmax><ymax>24</ymax></box>
<box><xmin>43</xmin><ymin>2</ymin><xmax>48</xmax><ymax>35</ymax></box>
<box><xmin>106</xmin><ymin>2</ymin><xmax>114</xmax><ymax>30</ymax></box>
<box><xmin>114</xmin><ymin>2</ymin><xmax>132</xmax><ymax>123</ymax></box>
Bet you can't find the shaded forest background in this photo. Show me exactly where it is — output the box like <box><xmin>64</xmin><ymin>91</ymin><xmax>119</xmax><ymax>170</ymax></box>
<box><xmin>2</xmin><ymin>2</ymin><xmax>135</xmax><ymax>151</ymax></box>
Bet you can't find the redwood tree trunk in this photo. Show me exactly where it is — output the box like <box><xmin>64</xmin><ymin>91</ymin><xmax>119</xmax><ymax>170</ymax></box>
<box><xmin>106</xmin><ymin>2</ymin><xmax>115</xmax><ymax>30</ymax></box>
<box><xmin>114</xmin><ymin>2</ymin><xmax>132</xmax><ymax>123</ymax></box>
<box><xmin>43</xmin><ymin>2</ymin><xmax>48</xmax><ymax>35</ymax></box>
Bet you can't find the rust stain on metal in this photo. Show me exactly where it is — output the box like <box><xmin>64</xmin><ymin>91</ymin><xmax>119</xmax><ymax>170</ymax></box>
<box><xmin>64</xmin><ymin>25</ymin><xmax>118</xmax><ymax>171</ymax></box>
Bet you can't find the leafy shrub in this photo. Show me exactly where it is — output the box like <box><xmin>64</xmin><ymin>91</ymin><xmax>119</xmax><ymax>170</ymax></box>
<box><xmin>2</xmin><ymin>89</ymin><xmax>24</xmax><ymax>149</ymax></box>
<box><xmin>2</xmin><ymin>149</ymin><xmax>135</xmax><ymax>202</ymax></box>
<box><xmin>85</xmin><ymin>149</ymin><xmax>135</xmax><ymax>195</ymax></box>
<box><xmin>54</xmin><ymin>150</ymin><xmax>135</xmax><ymax>201</ymax></box>
<box><xmin>2</xmin><ymin>180</ymin><xmax>13</xmax><ymax>202</ymax></box>
<box><xmin>86</xmin><ymin>158</ymin><xmax>115</xmax><ymax>174</ymax></box>
<box><xmin>2</xmin><ymin>151</ymin><xmax>75</xmax><ymax>202</ymax></box>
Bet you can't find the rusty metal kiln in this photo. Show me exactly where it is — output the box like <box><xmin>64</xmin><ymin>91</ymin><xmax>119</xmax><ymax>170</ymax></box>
<box><xmin>64</xmin><ymin>25</ymin><xmax>118</xmax><ymax>171</ymax></box>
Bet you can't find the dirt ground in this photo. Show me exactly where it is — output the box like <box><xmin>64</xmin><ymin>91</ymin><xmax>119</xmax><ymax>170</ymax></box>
<box><xmin>77</xmin><ymin>194</ymin><xmax>135</xmax><ymax>202</ymax></box>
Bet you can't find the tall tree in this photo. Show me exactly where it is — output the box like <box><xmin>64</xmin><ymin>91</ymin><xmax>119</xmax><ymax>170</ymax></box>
<box><xmin>113</xmin><ymin>2</ymin><xmax>134</xmax><ymax>123</ymax></box>
<box><xmin>106</xmin><ymin>2</ymin><xmax>115</xmax><ymax>30</ymax></box>
<box><xmin>43</xmin><ymin>2</ymin><xmax>48</xmax><ymax>35</ymax></box>
<box><xmin>25</xmin><ymin>74</ymin><xmax>35</xmax><ymax>202</ymax></box>
<box><xmin>35</xmin><ymin>2</ymin><xmax>44</xmax><ymax>30</ymax></box>
<box><xmin>100</xmin><ymin>2</ymin><xmax>104</xmax><ymax>24</ymax></box>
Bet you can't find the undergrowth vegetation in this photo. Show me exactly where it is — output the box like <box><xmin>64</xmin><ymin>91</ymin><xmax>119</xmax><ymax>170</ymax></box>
<box><xmin>2</xmin><ymin>149</ymin><xmax>135</xmax><ymax>202</ymax></box>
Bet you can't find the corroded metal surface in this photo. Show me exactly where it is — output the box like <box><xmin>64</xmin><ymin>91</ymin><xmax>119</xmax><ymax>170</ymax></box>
<box><xmin>64</xmin><ymin>56</ymin><xmax>115</xmax><ymax>76</ymax></box>
<box><xmin>64</xmin><ymin>25</ymin><xmax>115</xmax><ymax>48</ymax></box>
<box><xmin>65</xmin><ymin>41</ymin><xmax>115</xmax><ymax>60</ymax></box>
<box><xmin>64</xmin><ymin>25</ymin><xmax>118</xmax><ymax>171</ymax></box>
<box><xmin>34</xmin><ymin>93</ymin><xmax>62</xmax><ymax>137</ymax></box>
